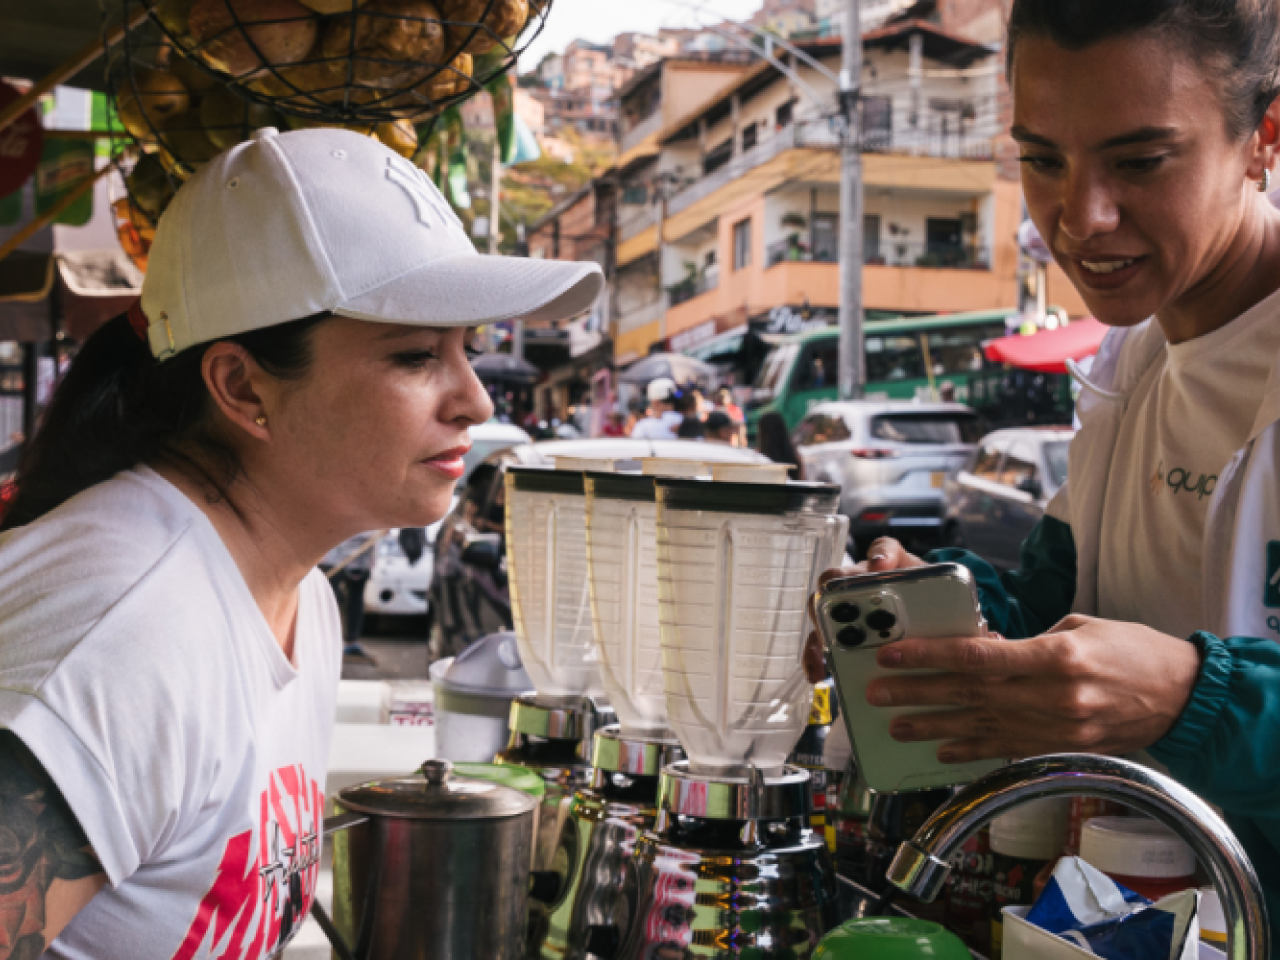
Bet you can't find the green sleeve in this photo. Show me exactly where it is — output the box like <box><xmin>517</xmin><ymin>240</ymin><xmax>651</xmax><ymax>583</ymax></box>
<box><xmin>925</xmin><ymin>514</ymin><xmax>1078</xmax><ymax>640</ymax></box>
<box><xmin>1148</xmin><ymin>631</ymin><xmax>1280</xmax><ymax>817</ymax></box>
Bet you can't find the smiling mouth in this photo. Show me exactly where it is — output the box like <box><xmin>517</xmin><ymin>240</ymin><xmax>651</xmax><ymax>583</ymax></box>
<box><xmin>1079</xmin><ymin>258</ymin><xmax>1139</xmax><ymax>274</ymax></box>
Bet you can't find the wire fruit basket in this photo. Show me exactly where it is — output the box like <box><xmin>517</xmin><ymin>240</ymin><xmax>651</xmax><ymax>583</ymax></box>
<box><xmin>135</xmin><ymin>0</ymin><xmax>550</xmax><ymax>124</ymax></box>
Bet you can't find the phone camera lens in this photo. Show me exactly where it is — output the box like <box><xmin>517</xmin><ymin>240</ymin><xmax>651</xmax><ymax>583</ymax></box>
<box><xmin>830</xmin><ymin>602</ymin><xmax>860</xmax><ymax>624</ymax></box>
<box><xmin>865</xmin><ymin>609</ymin><xmax>897</xmax><ymax>632</ymax></box>
<box><xmin>836</xmin><ymin>625</ymin><xmax>867</xmax><ymax>648</ymax></box>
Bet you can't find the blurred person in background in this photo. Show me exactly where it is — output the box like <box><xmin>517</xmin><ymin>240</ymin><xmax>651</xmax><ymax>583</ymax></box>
<box><xmin>675</xmin><ymin>389</ymin><xmax>705</xmax><ymax>439</ymax></box>
<box><xmin>716</xmin><ymin>385</ymin><xmax>744</xmax><ymax>423</ymax></box>
<box><xmin>704</xmin><ymin>410</ymin><xmax>738</xmax><ymax>445</ymax></box>
<box><xmin>320</xmin><ymin>532</ymin><xmax>380</xmax><ymax>664</ymax></box>
<box><xmin>756</xmin><ymin>410</ymin><xmax>803</xmax><ymax>479</ymax></box>
<box><xmin>631</xmin><ymin>377</ymin><xmax>681</xmax><ymax>440</ymax></box>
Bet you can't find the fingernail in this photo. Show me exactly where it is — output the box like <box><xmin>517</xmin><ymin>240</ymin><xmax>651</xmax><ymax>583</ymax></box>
<box><xmin>890</xmin><ymin>721</ymin><xmax>913</xmax><ymax>740</ymax></box>
<box><xmin>938</xmin><ymin>750</ymin><xmax>957</xmax><ymax>763</ymax></box>
<box><xmin>879</xmin><ymin>647</ymin><xmax>902</xmax><ymax>667</ymax></box>
<box><xmin>869</xmin><ymin>553</ymin><xmax>887</xmax><ymax>562</ymax></box>
<box><xmin>868</xmin><ymin>685</ymin><xmax>892</xmax><ymax>706</ymax></box>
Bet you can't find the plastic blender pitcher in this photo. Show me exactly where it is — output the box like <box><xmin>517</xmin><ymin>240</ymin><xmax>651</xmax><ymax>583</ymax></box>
<box><xmin>505</xmin><ymin>467</ymin><xmax>603</xmax><ymax>697</ymax></box>
<box><xmin>654</xmin><ymin>478</ymin><xmax>847</xmax><ymax>774</ymax></box>
<box><xmin>583</xmin><ymin>471</ymin><xmax>668</xmax><ymax>736</ymax></box>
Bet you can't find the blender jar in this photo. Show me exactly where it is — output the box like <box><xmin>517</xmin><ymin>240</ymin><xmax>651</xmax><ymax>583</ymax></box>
<box><xmin>654</xmin><ymin>478</ymin><xmax>847</xmax><ymax>774</ymax></box>
<box><xmin>583</xmin><ymin>471</ymin><xmax>668</xmax><ymax>736</ymax></box>
<box><xmin>505</xmin><ymin>467</ymin><xmax>603</xmax><ymax>697</ymax></box>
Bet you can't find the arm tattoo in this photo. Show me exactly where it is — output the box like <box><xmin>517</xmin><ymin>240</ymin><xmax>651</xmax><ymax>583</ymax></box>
<box><xmin>0</xmin><ymin>730</ymin><xmax>102</xmax><ymax>960</ymax></box>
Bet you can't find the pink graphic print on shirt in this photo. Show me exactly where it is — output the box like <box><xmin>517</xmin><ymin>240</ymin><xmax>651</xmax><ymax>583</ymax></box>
<box><xmin>172</xmin><ymin>765</ymin><xmax>324</xmax><ymax>960</ymax></box>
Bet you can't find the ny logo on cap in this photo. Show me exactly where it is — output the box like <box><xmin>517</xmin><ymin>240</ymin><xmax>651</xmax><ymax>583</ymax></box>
<box><xmin>386</xmin><ymin>155</ymin><xmax>459</xmax><ymax>231</ymax></box>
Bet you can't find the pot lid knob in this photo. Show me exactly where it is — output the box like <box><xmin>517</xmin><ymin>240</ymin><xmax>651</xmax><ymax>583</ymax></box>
<box><xmin>421</xmin><ymin>759</ymin><xmax>453</xmax><ymax>785</ymax></box>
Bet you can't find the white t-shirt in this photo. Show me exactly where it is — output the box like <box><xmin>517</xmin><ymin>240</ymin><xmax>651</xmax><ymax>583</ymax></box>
<box><xmin>631</xmin><ymin>414</ymin><xmax>677</xmax><ymax>440</ymax></box>
<box><xmin>0</xmin><ymin>468</ymin><xmax>342</xmax><ymax>959</ymax></box>
<box><xmin>1098</xmin><ymin>289</ymin><xmax>1280</xmax><ymax>637</ymax></box>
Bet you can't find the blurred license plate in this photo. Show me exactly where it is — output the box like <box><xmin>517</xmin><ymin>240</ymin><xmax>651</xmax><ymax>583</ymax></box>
<box><xmin>930</xmin><ymin>472</ymin><xmax>945</xmax><ymax>488</ymax></box>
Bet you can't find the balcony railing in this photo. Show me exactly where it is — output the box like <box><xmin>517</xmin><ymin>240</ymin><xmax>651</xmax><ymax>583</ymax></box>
<box><xmin>766</xmin><ymin>238</ymin><xmax>990</xmax><ymax>270</ymax></box>
<box><xmin>620</xmin><ymin>110</ymin><xmax>663</xmax><ymax>155</ymax></box>
<box><xmin>667</xmin><ymin>268</ymin><xmax>719</xmax><ymax>306</ymax></box>
<box><xmin>616</xmin><ymin>298</ymin><xmax>664</xmax><ymax>333</ymax></box>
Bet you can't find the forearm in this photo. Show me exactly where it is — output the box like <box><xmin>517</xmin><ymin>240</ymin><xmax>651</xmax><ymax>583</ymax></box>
<box><xmin>0</xmin><ymin>730</ymin><xmax>105</xmax><ymax>957</ymax></box>
<box><xmin>927</xmin><ymin>515</ymin><xmax>1078</xmax><ymax>639</ymax></box>
<box><xmin>1147</xmin><ymin>632</ymin><xmax>1280</xmax><ymax>817</ymax></box>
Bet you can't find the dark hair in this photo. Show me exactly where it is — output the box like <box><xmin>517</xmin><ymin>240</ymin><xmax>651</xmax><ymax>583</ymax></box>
<box><xmin>705</xmin><ymin>410</ymin><xmax>733</xmax><ymax>433</ymax></box>
<box><xmin>1</xmin><ymin>312</ymin><xmax>328</xmax><ymax>531</ymax></box>
<box><xmin>674</xmin><ymin>390</ymin><xmax>698</xmax><ymax>415</ymax></box>
<box><xmin>755</xmin><ymin>411</ymin><xmax>802</xmax><ymax>480</ymax></box>
<box><xmin>676</xmin><ymin>415</ymin><xmax>705</xmax><ymax>440</ymax></box>
<box><xmin>1007</xmin><ymin>0</ymin><xmax>1280</xmax><ymax>139</ymax></box>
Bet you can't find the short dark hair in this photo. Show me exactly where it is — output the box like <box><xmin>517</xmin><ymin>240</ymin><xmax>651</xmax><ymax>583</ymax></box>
<box><xmin>705</xmin><ymin>410</ymin><xmax>733</xmax><ymax>433</ymax></box>
<box><xmin>1007</xmin><ymin>0</ymin><xmax>1280</xmax><ymax>140</ymax></box>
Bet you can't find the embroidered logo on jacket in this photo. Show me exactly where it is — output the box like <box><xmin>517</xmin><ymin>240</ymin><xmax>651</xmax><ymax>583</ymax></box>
<box><xmin>172</xmin><ymin>765</ymin><xmax>323</xmax><ymax>960</ymax></box>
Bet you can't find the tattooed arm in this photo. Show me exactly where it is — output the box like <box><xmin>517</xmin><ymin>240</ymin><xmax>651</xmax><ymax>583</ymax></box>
<box><xmin>0</xmin><ymin>731</ymin><xmax>105</xmax><ymax>960</ymax></box>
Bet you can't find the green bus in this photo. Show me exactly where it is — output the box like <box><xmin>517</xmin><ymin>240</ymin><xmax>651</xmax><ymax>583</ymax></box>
<box><xmin>744</xmin><ymin>308</ymin><xmax>1073</xmax><ymax>434</ymax></box>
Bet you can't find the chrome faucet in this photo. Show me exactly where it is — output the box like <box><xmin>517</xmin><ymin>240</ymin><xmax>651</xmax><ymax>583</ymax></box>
<box><xmin>886</xmin><ymin>754</ymin><xmax>1269</xmax><ymax>960</ymax></box>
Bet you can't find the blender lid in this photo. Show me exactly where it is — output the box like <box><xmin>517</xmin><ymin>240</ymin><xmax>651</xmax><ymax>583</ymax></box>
<box><xmin>429</xmin><ymin>632</ymin><xmax>535</xmax><ymax>696</ymax></box>
<box><xmin>337</xmin><ymin>759</ymin><xmax>538</xmax><ymax>820</ymax></box>
<box><xmin>506</xmin><ymin>465</ymin><xmax>585</xmax><ymax>496</ymax></box>
<box><xmin>655</xmin><ymin>477</ymin><xmax>840</xmax><ymax>516</ymax></box>
<box><xmin>584</xmin><ymin>471</ymin><xmax>655</xmax><ymax>502</ymax></box>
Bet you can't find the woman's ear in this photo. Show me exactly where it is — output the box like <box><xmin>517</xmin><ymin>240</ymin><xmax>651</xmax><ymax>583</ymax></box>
<box><xmin>201</xmin><ymin>342</ymin><xmax>273</xmax><ymax>440</ymax></box>
<box><xmin>1248</xmin><ymin>98</ymin><xmax>1280</xmax><ymax>183</ymax></box>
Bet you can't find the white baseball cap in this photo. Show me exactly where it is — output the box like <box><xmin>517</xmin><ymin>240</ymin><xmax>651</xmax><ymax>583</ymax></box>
<box><xmin>139</xmin><ymin>126</ymin><xmax>604</xmax><ymax>359</ymax></box>
<box><xmin>647</xmin><ymin>377</ymin><xmax>678</xmax><ymax>403</ymax></box>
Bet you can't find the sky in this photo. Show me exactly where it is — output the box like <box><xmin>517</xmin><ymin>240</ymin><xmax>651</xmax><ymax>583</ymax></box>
<box><xmin>519</xmin><ymin>0</ymin><xmax>764</xmax><ymax>69</ymax></box>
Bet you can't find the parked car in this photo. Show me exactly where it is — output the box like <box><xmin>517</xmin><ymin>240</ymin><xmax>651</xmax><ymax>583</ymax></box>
<box><xmin>363</xmin><ymin>422</ymin><xmax>531</xmax><ymax>629</ymax></box>
<box><xmin>428</xmin><ymin>437</ymin><xmax>774</xmax><ymax>657</ymax></box>
<box><xmin>942</xmin><ymin>426</ymin><xmax>1074</xmax><ymax>571</ymax></box>
<box><xmin>793</xmin><ymin>400</ymin><xmax>983</xmax><ymax>557</ymax></box>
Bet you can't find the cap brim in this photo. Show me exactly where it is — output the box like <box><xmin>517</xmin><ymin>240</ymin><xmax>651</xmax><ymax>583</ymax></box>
<box><xmin>333</xmin><ymin>254</ymin><xmax>604</xmax><ymax>327</ymax></box>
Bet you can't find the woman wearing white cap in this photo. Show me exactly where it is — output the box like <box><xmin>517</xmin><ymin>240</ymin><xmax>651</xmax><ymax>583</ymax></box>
<box><xmin>0</xmin><ymin>127</ymin><xmax>601</xmax><ymax>957</ymax></box>
<box><xmin>630</xmin><ymin>376</ymin><xmax>682</xmax><ymax>440</ymax></box>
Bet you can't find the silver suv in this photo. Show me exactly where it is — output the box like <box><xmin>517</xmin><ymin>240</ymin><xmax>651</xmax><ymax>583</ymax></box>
<box><xmin>794</xmin><ymin>400</ymin><xmax>982</xmax><ymax>556</ymax></box>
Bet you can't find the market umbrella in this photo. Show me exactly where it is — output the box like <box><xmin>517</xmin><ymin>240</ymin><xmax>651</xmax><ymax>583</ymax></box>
<box><xmin>618</xmin><ymin>352</ymin><xmax>716</xmax><ymax>386</ymax></box>
<box><xmin>471</xmin><ymin>352</ymin><xmax>540</xmax><ymax>385</ymax></box>
<box><xmin>983</xmin><ymin>318</ymin><xmax>1109</xmax><ymax>374</ymax></box>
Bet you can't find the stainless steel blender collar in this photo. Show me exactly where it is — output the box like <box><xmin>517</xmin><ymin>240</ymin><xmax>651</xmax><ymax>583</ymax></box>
<box><xmin>591</xmin><ymin>727</ymin><xmax>683</xmax><ymax>777</ymax></box>
<box><xmin>506</xmin><ymin>465</ymin><xmax>586</xmax><ymax>496</ymax></box>
<box><xmin>584</xmin><ymin>471</ymin><xmax>655</xmax><ymax>502</ymax></box>
<box><xmin>654</xmin><ymin>477</ymin><xmax>840</xmax><ymax>515</ymax></box>
<box><xmin>658</xmin><ymin>762</ymin><xmax>812</xmax><ymax>821</ymax></box>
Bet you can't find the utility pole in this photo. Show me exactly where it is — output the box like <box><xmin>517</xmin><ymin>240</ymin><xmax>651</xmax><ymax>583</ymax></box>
<box><xmin>837</xmin><ymin>0</ymin><xmax>865</xmax><ymax>400</ymax></box>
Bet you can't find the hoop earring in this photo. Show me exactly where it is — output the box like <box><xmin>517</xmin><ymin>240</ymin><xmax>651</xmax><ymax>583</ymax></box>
<box><xmin>1260</xmin><ymin>168</ymin><xmax>1272</xmax><ymax>193</ymax></box>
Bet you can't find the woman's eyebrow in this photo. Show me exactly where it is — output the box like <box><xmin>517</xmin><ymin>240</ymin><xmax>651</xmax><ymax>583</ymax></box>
<box><xmin>1011</xmin><ymin>124</ymin><xmax>1180</xmax><ymax>150</ymax></box>
<box><xmin>377</xmin><ymin>327</ymin><xmax>432</xmax><ymax>342</ymax></box>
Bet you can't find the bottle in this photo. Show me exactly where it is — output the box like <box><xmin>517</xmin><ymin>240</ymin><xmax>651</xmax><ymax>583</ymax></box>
<box><xmin>1078</xmin><ymin>816</ymin><xmax>1198</xmax><ymax>901</ymax></box>
<box><xmin>831</xmin><ymin>757</ymin><xmax>875</xmax><ymax>882</ymax></box>
<box><xmin>787</xmin><ymin>679</ymin><xmax>835</xmax><ymax>836</ymax></box>
<box><xmin>944</xmin><ymin>826</ymin><xmax>994</xmax><ymax>955</ymax></box>
<box><xmin>989</xmin><ymin>798</ymin><xmax>1069</xmax><ymax>959</ymax></box>
<box><xmin>1064</xmin><ymin>797</ymin><xmax>1125</xmax><ymax>854</ymax></box>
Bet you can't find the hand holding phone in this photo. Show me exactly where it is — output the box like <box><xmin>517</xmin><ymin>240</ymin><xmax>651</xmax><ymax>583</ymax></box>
<box><xmin>815</xmin><ymin>563</ymin><xmax>1005</xmax><ymax>792</ymax></box>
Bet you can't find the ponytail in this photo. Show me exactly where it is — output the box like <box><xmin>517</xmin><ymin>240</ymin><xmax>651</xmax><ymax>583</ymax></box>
<box><xmin>1</xmin><ymin>311</ymin><xmax>328</xmax><ymax>531</ymax></box>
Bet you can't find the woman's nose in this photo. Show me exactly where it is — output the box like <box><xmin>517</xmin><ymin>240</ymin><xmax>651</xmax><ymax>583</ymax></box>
<box><xmin>1058</xmin><ymin>170</ymin><xmax>1120</xmax><ymax>242</ymax></box>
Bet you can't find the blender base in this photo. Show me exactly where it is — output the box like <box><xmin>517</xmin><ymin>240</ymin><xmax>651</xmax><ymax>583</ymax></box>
<box><xmin>539</xmin><ymin>727</ymin><xmax>684</xmax><ymax>960</ymax></box>
<box><xmin>615</xmin><ymin>762</ymin><xmax>841</xmax><ymax>959</ymax></box>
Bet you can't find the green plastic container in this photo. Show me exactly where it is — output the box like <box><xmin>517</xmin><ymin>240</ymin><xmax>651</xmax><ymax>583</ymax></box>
<box><xmin>453</xmin><ymin>762</ymin><xmax>547</xmax><ymax>801</ymax></box>
<box><xmin>814</xmin><ymin>918</ymin><xmax>971</xmax><ymax>960</ymax></box>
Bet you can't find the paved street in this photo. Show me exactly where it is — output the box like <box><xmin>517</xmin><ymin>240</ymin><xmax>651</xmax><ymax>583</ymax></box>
<box><xmin>341</xmin><ymin>615</ymin><xmax>434</xmax><ymax>681</ymax></box>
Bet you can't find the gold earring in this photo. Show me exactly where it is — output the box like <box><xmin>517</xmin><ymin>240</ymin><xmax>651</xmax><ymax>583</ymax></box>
<box><xmin>255</xmin><ymin>415</ymin><xmax>267</xmax><ymax>427</ymax></box>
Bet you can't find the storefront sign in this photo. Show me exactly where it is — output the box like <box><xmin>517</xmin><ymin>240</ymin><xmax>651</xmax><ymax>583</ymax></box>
<box><xmin>751</xmin><ymin>304</ymin><xmax>835</xmax><ymax>336</ymax></box>
<box><xmin>668</xmin><ymin>320</ymin><xmax>717</xmax><ymax>353</ymax></box>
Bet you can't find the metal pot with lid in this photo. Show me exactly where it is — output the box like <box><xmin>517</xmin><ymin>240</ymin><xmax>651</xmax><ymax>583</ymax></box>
<box><xmin>320</xmin><ymin>759</ymin><xmax>538</xmax><ymax>960</ymax></box>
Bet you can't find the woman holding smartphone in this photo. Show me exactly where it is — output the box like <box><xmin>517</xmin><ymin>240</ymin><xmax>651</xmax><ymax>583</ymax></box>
<box><xmin>806</xmin><ymin>0</ymin><xmax>1280</xmax><ymax>934</ymax></box>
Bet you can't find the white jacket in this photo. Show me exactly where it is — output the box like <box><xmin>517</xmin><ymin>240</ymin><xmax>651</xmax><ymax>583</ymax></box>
<box><xmin>1050</xmin><ymin>319</ymin><xmax>1280</xmax><ymax>642</ymax></box>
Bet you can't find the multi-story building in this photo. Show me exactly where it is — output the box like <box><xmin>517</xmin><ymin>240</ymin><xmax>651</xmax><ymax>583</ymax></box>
<box><xmin>613</xmin><ymin>32</ymin><xmax>682</xmax><ymax>72</ymax></box>
<box><xmin>611</xmin><ymin>23</ymin><xmax>1085</xmax><ymax>363</ymax></box>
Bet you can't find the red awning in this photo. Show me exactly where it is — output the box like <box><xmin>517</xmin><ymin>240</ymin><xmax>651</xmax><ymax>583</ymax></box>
<box><xmin>983</xmin><ymin>318</ymin><xmax>1109</xmax><ymax>374</ymax></box>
